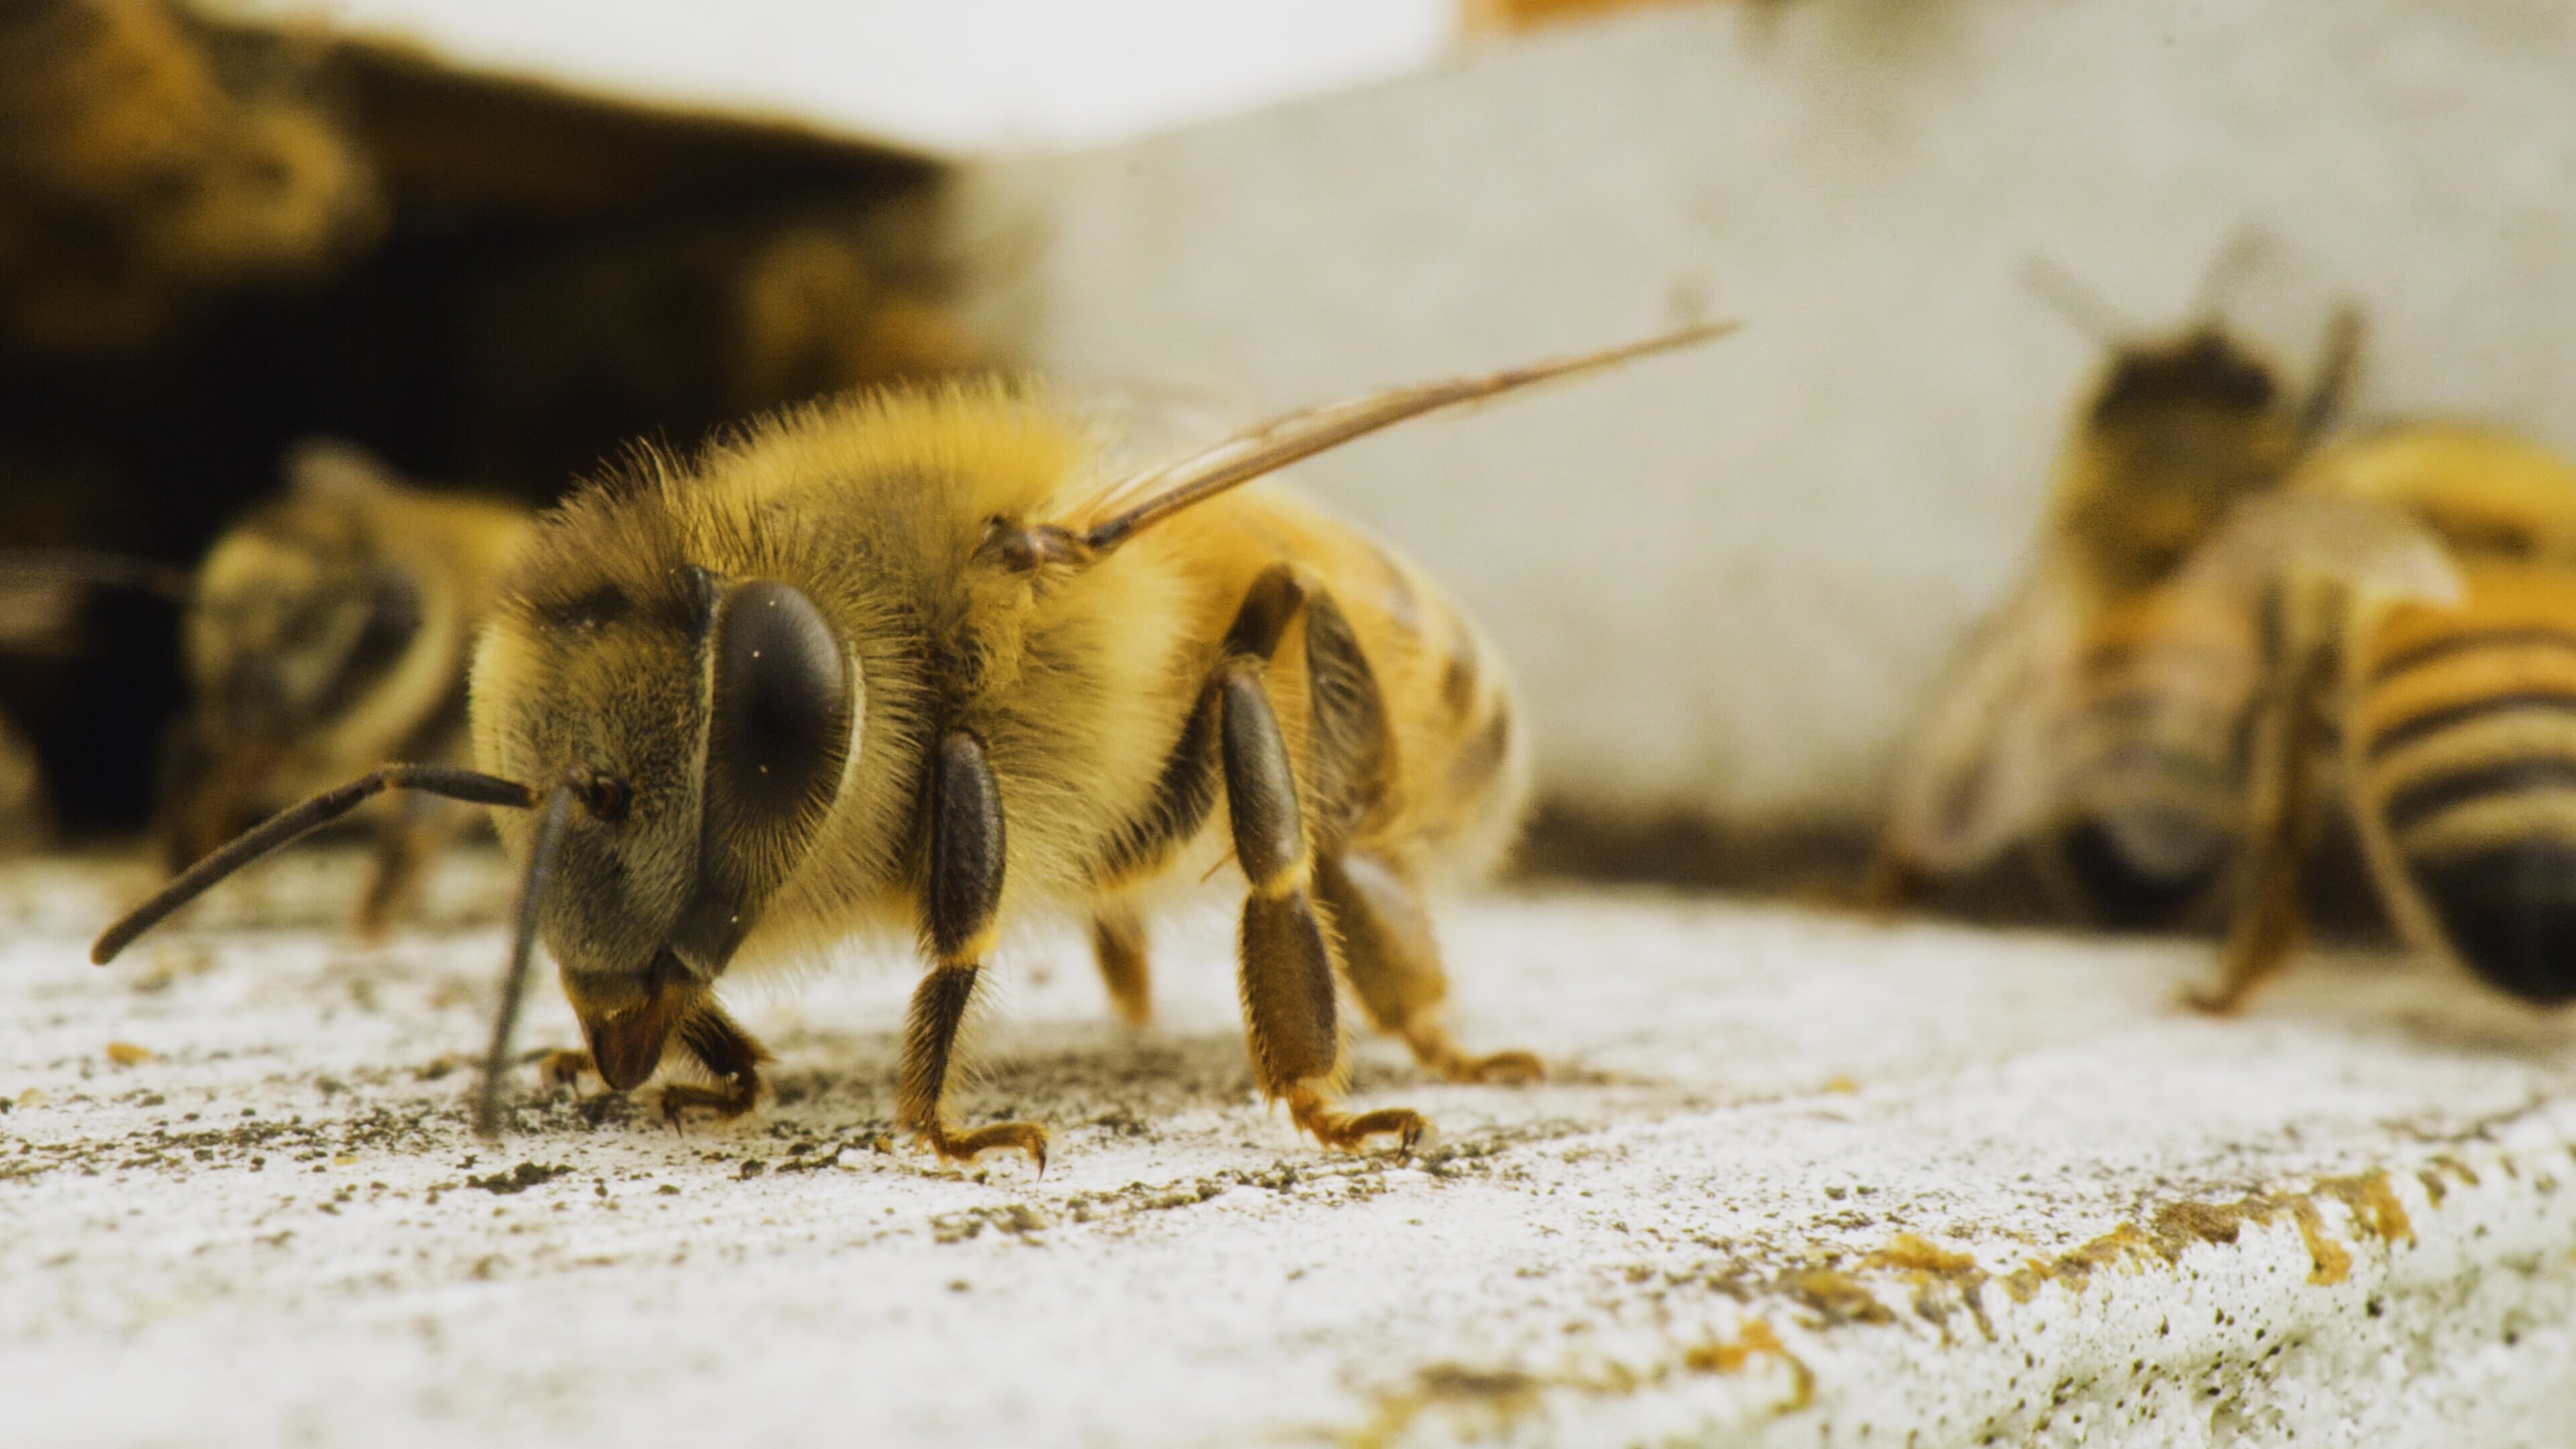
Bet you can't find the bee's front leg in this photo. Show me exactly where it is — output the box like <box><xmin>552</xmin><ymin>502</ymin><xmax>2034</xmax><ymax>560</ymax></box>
<box><xmin>899</xmin><ymin>729</ymin><xmax>1048</xmax><ymax>1171</ymax></box>
<box><xmin>656</xmin><ymin>1001</ymin><xmax>771</xmax><ymax>1125</ymax></box>
<box><xmin>537</xmin><ymin>1049</ymin><xmax>594</xmax><ymax>1093</ymax></box>
<box><xmin>529</xmin><ymin>1006</ymin><xmax>765</xmax><ymax>1124</ymax></box>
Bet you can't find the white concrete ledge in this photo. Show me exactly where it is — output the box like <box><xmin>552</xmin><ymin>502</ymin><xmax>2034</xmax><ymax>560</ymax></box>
<box><xmin>5</xmin><ymin>854</ymin><xmax>2573</xmax><ymax>1446</ymax></box>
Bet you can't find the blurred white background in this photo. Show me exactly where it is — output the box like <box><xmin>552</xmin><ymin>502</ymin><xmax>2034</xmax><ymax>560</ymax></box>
<box><xmin>213</xmin><ymin>0</ymin><xmax>1456</xmax><ymax>151</ymax></box>
<box><xmin>200</xmin><ymin>0</ymin><xmax>2576</xmax><ymax>836</ymax></box>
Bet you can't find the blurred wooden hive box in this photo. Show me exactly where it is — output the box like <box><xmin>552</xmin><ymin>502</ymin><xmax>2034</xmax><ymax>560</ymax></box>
<box><xmin>0</xmin><ymin>0</ymin><xmax>975</xmax><ymax>831</ymax></box>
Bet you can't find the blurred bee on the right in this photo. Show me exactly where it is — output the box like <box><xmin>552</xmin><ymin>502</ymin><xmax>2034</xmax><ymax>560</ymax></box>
<box><xmin>2182</xmin><ymin>423</ymin><xmax>2576</xmax><ymax>1011</ymax></box>
<box><xmin>1871</xmin><ymin>265</ymin><xmax>2362</xmax><ymax>928</ymax></box>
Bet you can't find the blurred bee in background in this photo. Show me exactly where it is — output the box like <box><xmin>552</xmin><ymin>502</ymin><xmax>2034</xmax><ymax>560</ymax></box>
<box><xmin>2183</xmin><ymin>423</ymin><xmax>2576</xmax><ymax>1011</ymax></box>
<box><xmin>1871</xmin><ymin>256</ymin><xmax>2362</xmax><ymax>928</ymax></box>
<box><xmin>94</xmin><ymin>325</ymin><xmax>1729</xmax><ymax>1162</ymax></box>
<box><xmin>0</xmin><ymin>1</ymin><xmax>975</xmax><ymax>840</ymax></box>
<box><xmin>162</xmin><ymin>441</ymin><xmax>531</xmax><ymax>936</ymax></box>
<box><xmin>0</xmin><ymin>444</ymin><xmax>526</xmax><ymax>904</ymax></box>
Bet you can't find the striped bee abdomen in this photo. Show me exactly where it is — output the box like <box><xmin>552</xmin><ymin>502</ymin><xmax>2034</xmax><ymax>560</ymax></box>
<box><xmin>2041</xmin><ymin>584</ymin><xmax>2260</xmax><ymax>927</ymax></box>
<box><xmin>2353</xmin><ymin>564</ymin><xmax>2576</xmax><ymax>1002</ymax></box>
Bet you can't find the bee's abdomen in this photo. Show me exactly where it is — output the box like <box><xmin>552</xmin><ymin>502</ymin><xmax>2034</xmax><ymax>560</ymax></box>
<box><xmin>1428</xmin><ymin>625</ymin><xmax>1515</xmax><ymax>806</ymax></box>
<box><xmin>1351</xmin><ymin>535</ymin><xmax>1523</xmax><ymax>863</ymax></box>
<box><xmin>2358</xmin><ymin>569</ymin><xmax>2576</xmax><ymax>1002</ymax></box>
<box><xmin>2044</xmin><ymin>589</ymin><xmax>2257</xmax><ymax>925</ymax></box>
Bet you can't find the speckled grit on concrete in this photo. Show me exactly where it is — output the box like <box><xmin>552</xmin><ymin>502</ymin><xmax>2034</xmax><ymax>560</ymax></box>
<box><xmin>4</xmin><ymin>851</ymin><xmax>2574</xmax><ymax>1447</ymax></box>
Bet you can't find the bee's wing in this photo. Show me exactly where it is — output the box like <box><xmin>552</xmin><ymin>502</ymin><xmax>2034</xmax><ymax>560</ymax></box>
<box><xmin>2068</xmin><ymin>579</ymin><xmax>2267</xmax><ymax>879</ymax></box>
<box><xmin>2169</xmin><ymin>489</ymin><xmax>2463</xmax><ymax>616</ymax></box>
<box><xmin>1880</xmin><ymin>566</ymin><xmax>2084</xmax><ymax>876</ymax></box>
<box><xmin>2096</xmin><ymin>489</ymin><xmax>2462</xmax><ymax>873</ymax></box>
<box><xmin>1050</xmin><ymin>378</ymin><xmax>1263</xmax><ymax>493</ymax></box>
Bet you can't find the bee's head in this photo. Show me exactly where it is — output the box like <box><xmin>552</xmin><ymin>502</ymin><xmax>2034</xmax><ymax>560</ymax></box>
<box><xmin>2059</xmin><ymin>325</ymin><xmax>2312</xmax><ymax>592</ymax></box>
<box><xmin>474</xmin><ymin>545</ymin><xmax>859</xmax><ymax>1090</ymax></box>
<box><xmin>2086</xmin><ymin>325</ymin><xmax>2282</xmax><ymax>429</ymax></box>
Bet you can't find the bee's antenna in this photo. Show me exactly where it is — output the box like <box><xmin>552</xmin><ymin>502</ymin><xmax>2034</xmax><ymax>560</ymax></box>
<box><xmin>91</xmin><ymin>765</ymin><xmax>538</xmax><ymax>964</ymax></box>
<box><xmin>2021</xmin><ymin>256</ymin><xmax>2132</xmax><ymax>345</ymax></box>
<box><xmin>2298</xmin><ymin>303</ymin><xmax>2367</xmax><ymax>441</ymax></box>
<box><xmin>2189</xmin><ymin>227</ymin><xmax>2270</xmax><ymax>323</ymax></box>
<box><xmin>1077</xmin><ymin>321</ymin><xmax>1736</xmax><ymax>557</ymax></box>
<box><xmin>476</xmin><ymin>773</ymin><xmax>581</xmax><ymax>1136</ymax></box>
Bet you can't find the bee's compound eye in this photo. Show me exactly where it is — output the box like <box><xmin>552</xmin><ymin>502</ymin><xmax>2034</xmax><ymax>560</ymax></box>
<box><xmin>577</xmin><ymin>771</ymin><xmax>630</xmax><ymax>824</ymax></box>
<box><xmin>706</xmin><ymin>580</ymin><xmax>853</xmax><ymax>837</ymax></box>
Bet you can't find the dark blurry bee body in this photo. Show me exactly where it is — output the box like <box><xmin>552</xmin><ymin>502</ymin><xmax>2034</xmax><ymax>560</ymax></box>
<box><xmin>2199</xmin><ymin>424</ymin><xmax>2576</xmax><ymax>1009</ymax></box>
<box><xmin>1874</xmin><ymin>303</ymin><xmax>2358</xmax><ymax>926</ymax></box>
<box><xmin>0</xmin><ymin>547</ymin><xmax>195</xmax><ymax>849</ymax></box>
<box><xmin>171</xmin><ymin>443</ymin><xmax>529</xmax><ymax>934</ymax></box>
<box><xmin>2035</xmin><ymin>581</ymin><xmax>2263</xmax><ymax>924</ymax></box>
<box><xmin>0</xmin><ymin>713</ymin><xmax>46</xmax><ymax>850</ymax></box>
<box><xmin>97</xmin><ymin>327</ymin><xmax>1725</xmax><ymax>1162</ymax></box>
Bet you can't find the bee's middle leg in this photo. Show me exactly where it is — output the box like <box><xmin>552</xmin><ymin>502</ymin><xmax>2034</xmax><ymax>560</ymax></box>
<box><xmin>1090</xmin><ymin>903</ymin><xmax>1153</xmax><ymax>1028</ymax></box>
<box><xmin>900</xmin><ymin>729</ymin><xmax>1048</xmax><ymax>1170</ymax></box>
<box><xmin>356</xmin><ymin>793</ymin><xmax>457</xmax><ymax>941</ymax></box>
<box><xmin>2192</xmin><ymin>607</ymin><xmax>2336</xmax><ymax>1015</ymax></box>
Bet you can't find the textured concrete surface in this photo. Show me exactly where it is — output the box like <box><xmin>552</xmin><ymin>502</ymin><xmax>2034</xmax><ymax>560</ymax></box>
<box><xmin>953</xmin><ymin>0</ymin><xmax>2576</xmax><ymax>830</ymax></box>
<box><xmin>6</xmin><ymin>850</ymin><xmax>2575</xmax><ymax>1447</ymax></box>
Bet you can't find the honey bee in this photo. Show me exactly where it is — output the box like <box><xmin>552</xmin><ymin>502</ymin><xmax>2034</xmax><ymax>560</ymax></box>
<box><xmin>164</xmin><ymin>441</ymin><xmax>531</xmax><ymax>936</ymax></box>
<box><xmin>93</xmin><ymin>323</ymin><xmax>1732</xmax><ymax>1162</ymax></box>
<box><xmin>1871</xmin><ymin>271</ymin><xmax>2362</xmax><ymax>926</ymax></box>
<box><xmin>2184</xmin><ymin>423</ymin><xmax>2576</xmax><ymax>1010</ymax></box>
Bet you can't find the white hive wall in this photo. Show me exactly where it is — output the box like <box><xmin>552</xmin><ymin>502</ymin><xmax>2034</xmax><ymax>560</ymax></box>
<box><xmin>953</xmin><ymin>0</ymin><xmax>2576</xmax><ymax>833</ymax></box>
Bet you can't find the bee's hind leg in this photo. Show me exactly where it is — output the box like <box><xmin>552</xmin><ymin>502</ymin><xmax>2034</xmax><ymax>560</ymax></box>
<box><xmin>356</xmin><ymin>793</ymin><xmax>456</xmax><ymax>942</ymax></box>
<box><xmin>1313</xmin><ymin>852</ymin><xmax>1540</xmax><ymax>1084</ymax></box>
<box><xmin>1226</xmin><ymin>658</ymin><xmax>1421</xmax><ymax>1152</ymax></box>
<box><xmin>1285</xmin><ymin>565</ymin><xmax>1536</xmax><ymax>1086</ymax></box>
<box><xmin>1216</xmin><ymin>570</ymin><xmax>1424</xmax><ymax>1153</ymax></box>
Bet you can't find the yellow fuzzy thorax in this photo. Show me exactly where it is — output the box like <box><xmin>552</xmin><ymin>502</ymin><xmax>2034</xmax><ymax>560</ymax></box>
<box><xmin>700</xmin><ymin>379</ymin><xmax>1107</xmax><ymax>525</ymax></box>
<box><xmin>471</xmin><ymin>378</ymin><xmax>1229</xmax><ymax>980</ymax></box>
